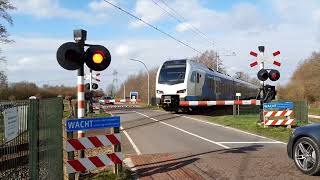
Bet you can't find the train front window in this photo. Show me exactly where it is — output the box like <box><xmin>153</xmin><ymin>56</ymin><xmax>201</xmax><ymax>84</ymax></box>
<box><xmin>158</xmin><ymin>63</ymin><xmax>186</xmax><ymax>85</ymax></box>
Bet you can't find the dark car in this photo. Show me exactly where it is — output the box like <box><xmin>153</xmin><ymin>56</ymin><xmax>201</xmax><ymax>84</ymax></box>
<box><xmin>287</xmin><ymin>123</ymin><xmax>320</xmax><ymax>175</ymax></box>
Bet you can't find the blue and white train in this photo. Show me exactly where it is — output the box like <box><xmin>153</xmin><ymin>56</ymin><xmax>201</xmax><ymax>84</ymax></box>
<box><xmin>155</xmin><ymin>59</ymin><xmax>259</xmax><ymax>111</ymax></box>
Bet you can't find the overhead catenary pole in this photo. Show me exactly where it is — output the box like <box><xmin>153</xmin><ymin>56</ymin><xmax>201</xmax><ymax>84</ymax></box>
<box><xmin>123</xmin><ymin>83</ymin><xmax>126</xmax><ymax>99</ymax></box>
<box><xmin>129</xmin><ymin>58</ymin><xmax>150</xmax><ymax>105</ymax></box>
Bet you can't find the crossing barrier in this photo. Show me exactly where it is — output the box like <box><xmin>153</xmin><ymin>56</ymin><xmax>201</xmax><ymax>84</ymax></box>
<box><xmin>102</xmin><ymin>99</ymin><xmax>141</xmax><ymax>104</ymax></box>
<box><xmin>66</xmin><ymin>134</ymin><xmax>121</xmax><ymax>152</ymax></box>
<box><xmin>263</xmin><ymin>103</ymin><xmax>295</xmax><ymax>126</ymax></box>
<box><xmin>65</xmin><ymin>116</ymin><xmax>122</xmax><ymax>175</ymax></box>
<box><xmin>179</xmin><ymin>99</ymin><xmax>260</xmax><ymax>106</ymax></box>
<box><xmin>66</xmin><ymin>153</ymin><xmax>123</xmax><ymax>173</ymax></box>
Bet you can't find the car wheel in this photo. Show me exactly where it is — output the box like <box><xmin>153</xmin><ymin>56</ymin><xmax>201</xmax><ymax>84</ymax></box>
<box><xmin>293</xmin><ymin>137</ymin><xmax>320</xmax><ymax>175</ymax></box>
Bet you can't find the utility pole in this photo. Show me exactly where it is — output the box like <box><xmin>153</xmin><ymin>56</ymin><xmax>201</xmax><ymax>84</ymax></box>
<box><xmin>215</xmin><ymin>51</ymin><xmax>236</xmax><ymax>72</ymax></box>
<box><xmin>215</xmin><ymin>52</ymin><xmax>219</xmax><ymax>71</ymax></box>
<box><xmin>123</xmin><ymin>83</ymin><xmax>126</xmax><ymax>99</ymax></box>
<box><xmin>129</xmin><ymin>58</ymin><xmax>150</xmax><ymax>106</ymax></box>
<box><xmin>112</xmin><ymin>70</ymin><xmax>118</xmax><ymax>97</ymax></box>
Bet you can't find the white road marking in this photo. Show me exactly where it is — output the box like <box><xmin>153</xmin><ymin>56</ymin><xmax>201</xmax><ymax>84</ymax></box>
<box><xmin>135</xmin><ymin>111</ymin><xmax>230</xmax><ymax>149</ymax></box>
<box><xmin>120</xmin><ymin>126</ymin><xmax>142</xmax><ymax>155</ymax></box>
<box><xmin>152</xmin><ymin>110</ymin><xmax>286</xmax><ymax>145</ymax></box>
<box><xmin>217</xmin><ymin>142</ymin><xmax>284</xmax><ymax>144</ymax></box>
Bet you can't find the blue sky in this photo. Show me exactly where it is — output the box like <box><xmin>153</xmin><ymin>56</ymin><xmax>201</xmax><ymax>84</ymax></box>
<box><xmin>2</xmin><ymin>0</ymin><xmax>320</xmax><ymax>89</ymax></box>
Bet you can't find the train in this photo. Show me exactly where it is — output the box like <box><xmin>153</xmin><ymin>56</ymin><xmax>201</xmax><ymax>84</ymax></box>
<box><xmin>155</xmin><ymin>59</ymin><xmax>259</xmax><ymax>112</ymax></box>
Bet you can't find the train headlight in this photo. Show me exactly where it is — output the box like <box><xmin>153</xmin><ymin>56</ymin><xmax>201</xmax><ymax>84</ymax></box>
<box><xmin>157</xmin><ymin>90</ymin><xmax>164</xmax><ymax>94</ymax></box>
<box><xmin>177</xmin><ymin>89</ymin><xmax>186</xmax><ymax>93</ymax></box>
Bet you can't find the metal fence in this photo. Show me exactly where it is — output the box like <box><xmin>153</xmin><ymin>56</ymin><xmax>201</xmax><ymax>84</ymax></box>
<box><xmin>278</xmin><ymin>100</ymin><xmax>309</xmax><ymax>123</ymax></box>
<box><xmin>0</xmin><ymin>98</ymin><xmax>63</xmax><ymax>180</ymax></box>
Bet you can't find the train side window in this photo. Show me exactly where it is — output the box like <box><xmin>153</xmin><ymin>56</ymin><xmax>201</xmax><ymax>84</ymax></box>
<box><xmin>196</xmin><ymin>73</ymin><xmax>200</xmax><ymax>83</ymax></box>
<box><xmin>190</xmin><ymin>71</ymin><xmax>196</xmax><ymax>82</ymax></box>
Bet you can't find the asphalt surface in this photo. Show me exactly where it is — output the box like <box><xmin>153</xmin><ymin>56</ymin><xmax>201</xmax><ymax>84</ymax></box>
<box><xmin>109</xmin><ymin>109</ymin><xmax>320</xmax><ymax>179</ymax></box>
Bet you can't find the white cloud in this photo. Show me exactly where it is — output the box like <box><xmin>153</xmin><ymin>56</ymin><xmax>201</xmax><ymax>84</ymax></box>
<box><xmin>89</xmin><ymin>0</ymin><xmax>113</xmax><ymax>12</ymax></box>
<box><xmin>130</xmin><ymin>0</ymin><xmax>167</xmax><ymax>28</ymax></box>
<box><xmin>4</xmin><ymin>0</ymin><xmax>320</xmax><ymax>87</ymax></box>
<box><xmin>115</xmin><ymin>44</ymin><xmax>129</xmax><ymax>57</ymax></box>
<box><xmin>12</xmin><ymin>0</ymin><xmax>110</xmax><ymax>23</ymax></box>
<box><xmin>176</xmin><ymin>22</ymin><xmax>200</xmax><ymax>32</ymax></box>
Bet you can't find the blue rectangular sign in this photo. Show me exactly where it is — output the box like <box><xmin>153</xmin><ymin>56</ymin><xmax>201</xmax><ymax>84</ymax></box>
<box><xmin>66</xmin><ymin>116</ymin><xmax>120</xmax><ymax>132</ymax></box>
<box><xmin>263</xmin><ymin>102</ymin><xmax>294</xmax><ymax>110</ymax></box>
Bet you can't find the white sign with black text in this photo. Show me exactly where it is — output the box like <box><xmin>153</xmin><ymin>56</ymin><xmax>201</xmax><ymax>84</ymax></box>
<box><xmin>3</xmin><ymin>107</ymin><xmax>19</xmax><ymax>142</ymax></box>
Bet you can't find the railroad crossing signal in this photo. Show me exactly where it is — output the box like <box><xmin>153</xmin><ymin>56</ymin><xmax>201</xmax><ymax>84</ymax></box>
<box><xmin>56</xmin><ymin>42</ymin><xmax>83</xmax><ymax>70</ymax></box>
<box><xmin>85</xmin><ymin>45</ymin><xmax>111</xmax><ymax>71</ymax></box>
<box><xmin>85</xmin><ymin>83</ymin><xmax>99</xmax><ymax>90</ymax></box>
<box><xmin>249</xmin><ymin>49</ymin><xmax>281</xmax><ymax>68</ymax></box>
<box><xmin>85</xmin><ymin>72</ymin><xmax>101</xmax><ymax>82</ymax></box>
<box><xmin>269</xmin><ymin>69</ymin><xmax>280</xmax><ymax>81</ymax></box>
<box><xmin>257</xmin><ymin>69</ymin><xmax>280</xmax><ymax>81</ymax></box>
<box><xmin>56</xmin><ymin>43</ymin><xmax>111</xmax><ymax>71</ymax></box>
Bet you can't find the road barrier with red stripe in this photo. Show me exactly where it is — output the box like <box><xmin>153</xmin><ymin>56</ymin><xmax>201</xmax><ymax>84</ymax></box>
<box><xmin>101</xmin><ymin>99</ymin><xmax>141</xmax><ymax>104</ymax></box>
<box><xmin>65</xmin><ymin>116</ymin><xmax>122</xmax><ymax>175</ymax></box>
<box><xmin>264</xmin><ymin>110</ymin><xmax>294</xmax><ymax>117</ymax></box>
<box><xmin>179</xmin><ymin>99</ymin><xmax>260</xmax><ymax>106</ymax></box>
<box><xmin>263</xmin><ymin>102</ymin><xmax>295</xmax><ymax>126</ymax></box>
<box><xmin>66</xmin><ymin>134</ymin><xmax>121</xmax><ymax>152</ymax></box>
<box><xmin>66</xmin><ymin>153</ymin><xmax>123</xmax><ymax>173</ymax></box>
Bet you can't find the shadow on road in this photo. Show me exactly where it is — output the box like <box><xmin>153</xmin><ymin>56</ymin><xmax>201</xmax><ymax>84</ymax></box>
<box><xmin>130</xmin><ymin>145</ymin><xmax>264</xmax><ymax>178</ymax></box>
<box><xmin>132</xmin><ymin>157</ymin><xmax>200</xmax><ymax>178</ymax></box>
<box><xmin>133</xmin><ymin>145</ymin><xmax>264</xmax><ymax>168</ymax></box>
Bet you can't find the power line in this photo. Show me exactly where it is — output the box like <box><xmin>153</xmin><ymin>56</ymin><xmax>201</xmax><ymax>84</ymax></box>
<box><xmin>102</xmin><ymin>0</ymin><xmax>202</xmax><ymax>54</ymax></box>
<box><xmin>156</xmin><ymin>0</ymin><xmax>215</xmax><ymax>47</ymax></box>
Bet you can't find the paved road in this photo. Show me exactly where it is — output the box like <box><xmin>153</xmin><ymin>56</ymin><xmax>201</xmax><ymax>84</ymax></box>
<box><xmin>111</xmin><ymin>109</ymin><xmax>319</xmax><ymax>179</ymax></box>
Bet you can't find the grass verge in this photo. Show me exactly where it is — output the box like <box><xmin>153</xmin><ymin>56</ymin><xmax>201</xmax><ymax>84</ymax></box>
<box><xmin>207</xmin><ymin>115</ymin><xmax>308</xmax><ymax>143</ymax></box>
<box><xmin>84</xmin><ymin>169</ymin><xmax>133</xmax><ymax>180</ymax></box>
<box><xmin>309</xmin><ymin>108</ymin><xmax>320</xmax><ymax>116</ymax></box>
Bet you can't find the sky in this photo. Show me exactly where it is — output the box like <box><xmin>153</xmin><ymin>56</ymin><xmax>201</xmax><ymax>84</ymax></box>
<box><xmin>1</xmin><ymin>0</ymin><xmax>320</xmax><ymax>90</ymax></box>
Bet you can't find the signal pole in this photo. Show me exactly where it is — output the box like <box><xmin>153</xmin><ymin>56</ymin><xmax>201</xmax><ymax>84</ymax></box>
<box><xmin>258</xmin><ymin>46</ymin><xmax>265</xmax><ymax>123</ymax></box>
<box><xmin>74</xmin><ymin>30</ymin><xmax>86</xmax><ymax>161</ymax></box>
<box><xmin>89</xmin><ymin>69</ymin><xmax>93</xmax><ymax>91</ymax></box>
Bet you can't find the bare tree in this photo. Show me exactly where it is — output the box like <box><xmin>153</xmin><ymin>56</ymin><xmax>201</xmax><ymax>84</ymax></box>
<box><xmin>278</xmin><ymin>52</ymin><xmax>320</xmax><ymax>103</ymax></box>
<box><xmin>193</xmin><ymin>50</ymin><xmax>226</xmax><ymax>74</ymax></box>
<box><xmin>0</xmin><ymin>0</ymin><xmax>15</xmax><ymax>85</ymax></box>
<box><xmin>0</xmin><ymin>0</ymin><xmax>15</xmax><ymax>44</ymax></box>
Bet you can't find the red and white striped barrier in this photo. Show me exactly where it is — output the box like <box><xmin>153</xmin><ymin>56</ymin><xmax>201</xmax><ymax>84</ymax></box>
<box><xmin>66</xmin><ymin>152</ymin><xmax>123</xmax><ymax>173</ymax></box>
<box><xmin>102</xmin><ymin>99</ymin><xmax>141</xmax><ymax>104</ymax></box>
<box><xmin>179</xmin><ymin>99</ymin><xmax>260</xmax><ymax>107</ymax></box>
<box><xmin>264</xmin><ymin>110</ymin><xmax>294</xmax><ymax>117</ymax></box>
<box><xmin>66</xmin><ymin>134</ymin><xmax>121</xmax><ymax>152</ymax></box>
<box><xmin>264</xmin><ymin>108</ymin><xmax>295</xmax><ymax>126</ymax></box>
<box><xmin>264</xmin><ymin>119</ymin><xmax>295</xmax><ymax>126</ymax></box>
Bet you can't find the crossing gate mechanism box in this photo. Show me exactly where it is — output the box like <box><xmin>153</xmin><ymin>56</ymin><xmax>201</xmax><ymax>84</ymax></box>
<box><xmin>263</xmin><ymin>102</ymin><xmax>294</xmax><ymax>126</ymax></box>
<box><xmin>65</xmin><ymin>116</ymin><xmax>123</xmax><ymax>174</ymax></box>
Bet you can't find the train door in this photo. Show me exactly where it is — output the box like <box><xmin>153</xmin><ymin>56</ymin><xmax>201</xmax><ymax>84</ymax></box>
<box><xmin>195</xmin><ymin>71</ymin><xmax>205</xmax><ymax>97</ymax></box>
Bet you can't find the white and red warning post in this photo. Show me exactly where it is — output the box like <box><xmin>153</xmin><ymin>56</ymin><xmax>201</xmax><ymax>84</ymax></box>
<box><xmin>65</xmin><ymin>116</ymin><xmax>123</xmax><ymax>174</ymax></box>
<box><xmin>263</xmin><ymin>102</ymin><xmax>295</xmax><ymax>126</ymax></box>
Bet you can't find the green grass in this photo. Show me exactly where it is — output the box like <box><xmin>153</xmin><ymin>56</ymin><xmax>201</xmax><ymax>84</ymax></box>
<box><xmin>207</xmin><ymin>115</ymin><xmax>308</xmax><ymax>143</ymax></box>
<box><xmin>309</xmin><ymin>107</ymin><xmax>320</xmax><ymax>116</ymax></box>
<box><xmin>85</xmin><ymin>169</ymin><xmax>132</xmax><ymax>180</ymax></box>
<box><xmin>90</xmin><ymin>113</ymin><xmax>111</xmax><ymax>118</ymax></box>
